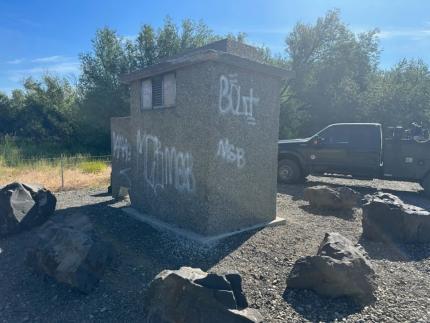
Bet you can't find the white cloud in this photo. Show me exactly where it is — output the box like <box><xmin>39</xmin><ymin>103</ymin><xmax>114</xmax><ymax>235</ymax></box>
<box><xmin>7</xmin><ymin>58</ymin><xmax>25</xmax><ymax>64</ymax></box>
<box><xmin>0</xmin><ymin>87</ymin><xmax>15</xmax><ymax>95</ymax></box>
<box><xmin>8</xmin><ymin>61</ymin><xmax>80</xmax><ymax>83</ymax></box>
<box><xmin>31</xmin><ymin>55</ymin><xmax>67</xmax><ymax>63</ymax></box>
<box><xmin>378</xmin><ymin>28</ymin><xmax>430</xmax><ymax>40</ymax></box>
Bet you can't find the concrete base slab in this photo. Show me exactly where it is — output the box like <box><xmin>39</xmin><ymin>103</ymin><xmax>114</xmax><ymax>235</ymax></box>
<box><xmin>122</xmin><ymin>207</ymin><xmax>286</xmax><ymax>245</ymax></box>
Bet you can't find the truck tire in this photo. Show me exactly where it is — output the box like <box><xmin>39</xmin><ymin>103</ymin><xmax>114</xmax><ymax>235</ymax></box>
<box><xmin>278</xmin><ymin>159</ymin><xmax>303</xmax><ymax>184</ymax></box>
<box><xmin>422</xmin><ymin>174</ymin><xmax>430</xmax><ymax>197</ymax></box>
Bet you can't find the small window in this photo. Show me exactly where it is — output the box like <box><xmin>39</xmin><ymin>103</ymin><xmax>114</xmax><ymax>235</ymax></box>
<box><xmin>141</xmin><ymin>73</ymin><xmax>176</xmax><ymax>111</ymax></box>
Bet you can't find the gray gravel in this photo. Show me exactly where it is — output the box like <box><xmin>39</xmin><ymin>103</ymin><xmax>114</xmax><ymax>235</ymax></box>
<box><xmin>0</xmin><ymin>176</ymin><xmax>430</xmax><ymax>322</ymax></box>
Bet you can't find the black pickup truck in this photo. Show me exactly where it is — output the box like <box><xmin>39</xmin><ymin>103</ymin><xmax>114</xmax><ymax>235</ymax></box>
<box><xmin>278</xmin><ymin>123</ymin><xmax>430</xmax><ymax>195</ymax></box>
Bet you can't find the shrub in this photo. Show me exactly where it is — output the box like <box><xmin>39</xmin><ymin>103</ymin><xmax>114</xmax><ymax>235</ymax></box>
<box><xmin>78</xmin><ymin>161</ymin><xmax>107</xmax><ymax>174</ymax></box>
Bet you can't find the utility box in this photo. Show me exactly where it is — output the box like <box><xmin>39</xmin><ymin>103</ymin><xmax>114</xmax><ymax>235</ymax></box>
<box><xmin>112</xmin><ymin>39</ymin><xmax>288</xmax><ymax>240</ymax></box>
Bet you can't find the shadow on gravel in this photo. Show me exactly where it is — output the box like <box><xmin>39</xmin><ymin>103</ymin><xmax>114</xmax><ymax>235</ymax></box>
<box><xmin>54</xmin><ymin>199</ymin><xmax>257</xmax><ymax>278</ymax></box>
<box><xmin>0</xmin><ymin>196</ymin><xmax>259</xmax><ymax>322</ymax></box>
<box><xmin>91</xmin><ymin>191</ymin><xmax>112</xmax><ymax>197</ymax></box>
<box><xmin>358</xmin><ymin>237</ymin><xmax>430</xmax><ymax>262</ymax></box>
<box><xmin>299</xmin><ymin>205</ymin><xmax>356</xmax><ymax>221</ymax></box>
<box><xmin>277</xmin><ymin>183</ymin><xmax>306</xmax><ymax>201</ymax></box>
<box><xmin>282</xmin><ymin>288</ymin><xmax>361</xmax><ymax>322</ymax></box>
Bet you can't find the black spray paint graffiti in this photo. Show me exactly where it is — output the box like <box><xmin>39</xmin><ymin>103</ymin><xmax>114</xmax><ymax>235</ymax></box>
<box><xmin>112</xmin><ymin>131</ymin><xmax>131</xmax><ymax>162</ymax></box>
<box><xmin>216</xmin><ymin>138</ymin><xmax>246</xmax><ymax>169</ymax></box>
<box><xmin>218</xmin><ymin>74</ymin><xmax>260</xmax><ymax>125</ymax></box>
<box><xmin>136</xmin><ymin>130</ymin><xmax>195</xmax><ymax>193</ymax></box>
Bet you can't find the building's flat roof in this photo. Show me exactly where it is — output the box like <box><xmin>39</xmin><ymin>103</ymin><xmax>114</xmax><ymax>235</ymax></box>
<box><xmin>120</xmin><ymin>48</ymin><xmax>290</xmax><ymax>84</ymax></box>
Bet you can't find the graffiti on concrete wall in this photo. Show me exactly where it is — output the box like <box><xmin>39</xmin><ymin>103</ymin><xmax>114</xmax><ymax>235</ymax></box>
<box><xmin>218</xmin><ymin>74</ymin><xmax>259</xmax><ymax>125</ymax></box>
<box><xmin>112</xmin><ymin>131</ymin><xmax>131</xmax><ymax>162</ymax></box>
<box><xmin>216</xmin><ymin>138</ymin><xmax>246</xmax><ymax>169</ymax></box>
<box><xmin>136</xmin><ymin>130</ymin><xmax>195</xmax><ymax>193</ymax></box>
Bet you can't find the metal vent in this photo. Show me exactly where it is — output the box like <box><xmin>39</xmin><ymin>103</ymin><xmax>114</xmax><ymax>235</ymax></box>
<box><xmin>152</xmin><ymin>76</ymin><xmax>163</xmax><ymax>107</ymax></box>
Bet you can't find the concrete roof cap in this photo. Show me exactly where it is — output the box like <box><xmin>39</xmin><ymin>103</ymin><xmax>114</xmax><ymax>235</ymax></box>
<box><xmin>120</xmin><ymin>39</ymin><xmax>290</xmax><ymax>83</ymax></box>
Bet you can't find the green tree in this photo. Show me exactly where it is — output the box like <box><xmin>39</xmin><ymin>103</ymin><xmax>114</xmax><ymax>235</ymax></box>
<box><xmin>77</xmin><ymin>18</ymin><xmax>220</xmax><ymax>151</ymax></box>
<box><xmin>15</xmin><ymin>75</ymin><xmax>77</xmax><ymax>142</ymax></box>
<box><xmin>0</xmin><ymin>75</ymin><xmax>77</xmax><ymax>143</ymax></box>
<box><xmin>0</xmin><ymin>92</ymin><xmax>13</xmax><ymax>136</ymax></box>
<box><xmin>77</xmin><ymin>28</ymin><xmax>132</xmax><ymax>150</ymax></box>
<box><xmin>280</xmin><ymin>9</ymin><xmax>380</xmax><ymax>138</ymax></box>
<box><xmin>365</xmin><ymin>59</ymin><xmax>430</xmax><ymax>127</ymax></box>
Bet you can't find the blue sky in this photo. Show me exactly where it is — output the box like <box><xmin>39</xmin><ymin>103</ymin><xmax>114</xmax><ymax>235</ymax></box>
<box><xmin>1</xmin><ymin>0</ymin><xmax>430</xmax><ymax>94</ymax></box>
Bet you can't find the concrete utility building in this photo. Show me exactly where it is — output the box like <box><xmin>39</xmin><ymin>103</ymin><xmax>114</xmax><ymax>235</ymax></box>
<box><xmin>111</xmin><ymin>39</ymin><xmax>288</xmax><ymax>241</ymax></box>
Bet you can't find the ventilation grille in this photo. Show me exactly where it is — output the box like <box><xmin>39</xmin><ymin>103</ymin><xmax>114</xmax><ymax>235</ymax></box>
<box><xmin>152</xmin><ymin>76</ymin><xmax>163</xmax><ymax>107</ymax></box>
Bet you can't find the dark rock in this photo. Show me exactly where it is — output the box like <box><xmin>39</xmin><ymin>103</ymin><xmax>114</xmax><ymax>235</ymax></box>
<box><xmin>362</xmin><ymin>192</ymin><xmax>430</xmax><ymax>243</ymax></box>
<box><xmin>287</xmin><ymin>232</ymin><xmax>377</xmax><ymax>306</ymax></box>
<box><xmin>26</xmin><ymin>214</ymin><xmax>113</xmax><ymax>293</ymax></box>
<box><xmin>304</xmin><ymin>185</ymin><xmax>361</xmax><ymax>210</ymax></box>
<box><xmin>145</xmin><ymin>267</ymin><xmax>262</xmax><ymax>323</ymax></box>
<box><xmin>0</xmin><ymin>182</ymin><xmax>56</xmax><ymax>236</ymax></box>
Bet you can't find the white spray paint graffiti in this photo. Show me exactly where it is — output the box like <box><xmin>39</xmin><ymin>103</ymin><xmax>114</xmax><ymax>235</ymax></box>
<box><xmin>136</xmin><ymin>130</ymin><xmax>195</xmax><ymax>193</ymax></box>
<box><xmin>112</xmin><ymin>131</ymin><xmax>131</xmax><ymax>162</ymax></box>
<box><xmin>218</xmin><ymin>74</ymin><xmax>260</xmax><ymax>125</ymax></box>
<box><xmin>216</xmin><ymin>138</ymin><xmax>246</xmax><ymax>169</ymax></box>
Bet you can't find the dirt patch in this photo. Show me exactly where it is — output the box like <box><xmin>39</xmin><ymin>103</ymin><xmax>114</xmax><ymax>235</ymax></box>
<box><xmin>0</xmin><ymin>177</ymin><xmax>429</xmax><ymax>322</ymax></box>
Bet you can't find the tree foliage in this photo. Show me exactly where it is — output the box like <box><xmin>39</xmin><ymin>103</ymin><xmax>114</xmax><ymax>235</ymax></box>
<box><xmin>76</xmin><ymin>17</ymin><xmax>221</xmax><ymax>150</ymax></box>
<box><xmin>281</xmin><ymin>9</ymin><xmax>380</xmax><ymax>137</ymax></box>
<box><xmin>0</xmin><ymin>75</ymin><xmax>76</xmax><ymax>142</ymax></box>
<box><xmin>1</xmin><ymin>13</ymin><xmax>429</xmax><ymax>155</ymax></box>
<box><xmin>280</xmin><ymin>9</ymin><xmax>430</xmax><ymax>138</ymax></box>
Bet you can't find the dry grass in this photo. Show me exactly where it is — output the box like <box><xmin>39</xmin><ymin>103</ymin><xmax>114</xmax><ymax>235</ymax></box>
<box><xmin>0</xmin><ymin>162</ymin><xmax>111</xmax><ymax>192</ymax></box>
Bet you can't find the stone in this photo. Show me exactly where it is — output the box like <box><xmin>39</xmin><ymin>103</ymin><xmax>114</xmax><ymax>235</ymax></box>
<box><xmin>0</xmin><ymin>182</ymin><xmax>56</xmax><ymax>236</ymax></box>
<box><xmin>26</xmin><ymin>214</ymin><xmax>113</xmax><ymax>293</ymax></box>
<box><xmin>145</xmin><ymin>267</ymin><xmax>263</xmax><ymax>323</ymax></box>
<box><xmin>304</xmin><ymin>185</ymin><xmax>361</xmax><ymax>210</ymax></box>
<box><xmin>362</xmin><ymin>192</ymin><xmax>430</xmax><ymax>243</ymax></box>
<box><xmin>287</xmin><ymin>232</ymin><xmax>377</xmax><ymax>306</ymax></box>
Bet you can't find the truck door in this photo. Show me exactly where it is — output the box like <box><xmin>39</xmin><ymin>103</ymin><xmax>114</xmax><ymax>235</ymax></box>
<box><xmin>347</xmin><ymin>125</ymin><xmax>382</xmax><ymax>177</ymax></box>
<box><xmin>309</xmin><ymin>125</ymin><xmax>350</xmax><ymax>174</ymax></box>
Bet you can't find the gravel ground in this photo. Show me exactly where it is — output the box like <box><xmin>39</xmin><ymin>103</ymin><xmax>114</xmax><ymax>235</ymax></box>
<box><xmin>1</xmin><ymin>176</ymin><xmax>430</xmax><ymax>322</ymax></box>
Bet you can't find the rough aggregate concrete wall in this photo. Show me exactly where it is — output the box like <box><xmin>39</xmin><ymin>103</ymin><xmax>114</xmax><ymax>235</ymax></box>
<box><xmin>206</xmin><ymin>62</ymin><xmax>280</xmax><ymax>235</ymax></box>
<box><xmin>111</xmin><ymin>117</ymin><xmax>132</xmax><ymax>198</ymax></box>
<box><xmin>123</xmin><ymin>58</ymin><xmax>281</xmax><ymax>236</ymax></box>
<box><xmin>128</xmin><ymin>62</ymin><xmax>215</xmax><ymax>234</ymax></box>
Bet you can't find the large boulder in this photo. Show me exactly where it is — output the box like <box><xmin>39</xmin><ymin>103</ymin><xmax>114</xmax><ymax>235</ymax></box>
<box><xmin>304</xmin><ymin>185</ymin><xmax>361</xmax><ymax>210</ymax></box>
<box><xmin>287</xmin><ymin>232</ymin><xmax>377</xmax><ymax>306</ymax></box>
<box><xmin>26</xmin><ymin>214</ymin><xmax>113</xmax><ymax>293</ymax></box>
<box><xmin>362</xmin><ymin>192</ymin><xmax>430</xmax><ymax>243</ymax></box>
<box><xmin>0</xmin><ymin>182</ymin><xmax>56</xmax><ymax>236</ymax></box>
<box><xmin>145</xmin><ymin>267</ymin><xmax>263</xmax><ymax>323</ymax></box>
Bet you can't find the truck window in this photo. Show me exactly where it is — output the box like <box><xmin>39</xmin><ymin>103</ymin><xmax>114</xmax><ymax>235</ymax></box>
<box><xmin>320</xmin><ymin>126</ymin><xmax>349</xmax><ymax>145</ymax></box>
<box><xmin>350</xmin><ymin>126</ymin><xmax>380</xmax><ymax>150</ymax></box>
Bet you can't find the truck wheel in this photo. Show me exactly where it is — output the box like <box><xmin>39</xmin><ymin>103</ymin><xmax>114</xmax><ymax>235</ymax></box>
<box><xmin>278</xmin><ymin>159</ymin><xmax>303</xmax><ymax>184</ymax></box>
<box><xmin>422</xmin><ymin>174</ymin><xmax>430</xmax><ymax>197</ymax></box>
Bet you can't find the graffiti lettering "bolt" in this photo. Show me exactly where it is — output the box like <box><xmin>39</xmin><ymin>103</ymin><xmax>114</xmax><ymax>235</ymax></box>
<box><xmin>218</xmin><ymin>74</ymin><xmax>259</xmax><ymax>125</ymax></box>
